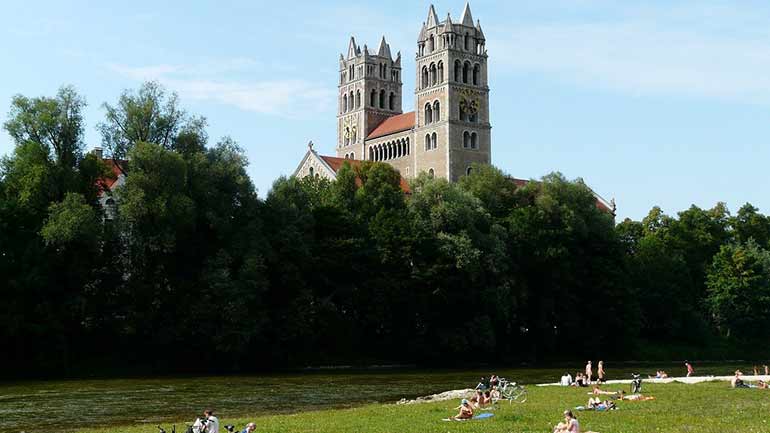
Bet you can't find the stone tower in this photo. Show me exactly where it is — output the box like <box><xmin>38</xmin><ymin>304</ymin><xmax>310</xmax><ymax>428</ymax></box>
<box><xmin>337</xmin><ymin>36</ymin><xmax>403</xmax><ymax>160</ymax></box>
<box><xmin>414</xmin><ymin>3</ymin><xmax>491</xmax><ymax>181</ymax></box>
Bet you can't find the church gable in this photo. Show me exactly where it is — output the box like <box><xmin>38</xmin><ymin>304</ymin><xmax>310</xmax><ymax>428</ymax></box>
<box><xmin>294</xmin><ymin>144</ymin><xmax>339</xmax><ymax>180</ymax></box>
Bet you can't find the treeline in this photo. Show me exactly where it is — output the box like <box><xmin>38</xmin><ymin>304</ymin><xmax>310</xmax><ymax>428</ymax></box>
<box><xmin>2</xmin><ymin>83</ymin><xmax>770</xmax><ymax>377</ymax></box>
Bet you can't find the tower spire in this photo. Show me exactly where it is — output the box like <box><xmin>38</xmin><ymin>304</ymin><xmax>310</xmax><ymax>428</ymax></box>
<box><xmin>460</xmin><ymin>1</ymin><xmax>474</xmax><ymax>27</ymax></box>
<box><xmin>347</xmin><ymin>36</ymin><xmax>359</xmax><ymax>59</ymax></box>
<box><xmin>426</xmin><ymin>4</ymin><xmax>439</xmax><ymax>28</ymax></box>
<box><xmin>377</xmin><ymin>35</ymin><xmax>392</xmax><ymax>59</ymax></box>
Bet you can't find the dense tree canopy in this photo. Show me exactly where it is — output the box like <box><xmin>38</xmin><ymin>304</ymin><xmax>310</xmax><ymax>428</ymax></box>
<box><xmin>2</xmin><ymin>83</ymin><xmax>769</xmax><ymax>377</ymax></box>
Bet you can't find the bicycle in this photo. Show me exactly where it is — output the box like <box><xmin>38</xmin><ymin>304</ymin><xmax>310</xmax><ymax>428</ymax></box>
<box><xmin>495</xmin><ymin>377</ymin><xmax>527</xmax><ymax>404</ymax></box>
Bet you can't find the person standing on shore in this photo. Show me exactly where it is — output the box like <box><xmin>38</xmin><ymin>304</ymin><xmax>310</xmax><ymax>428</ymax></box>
<box><xmin>597</xmin><ymin>361</ymin><xmax>605</xmax><ymax>383</ymax></box>
<box><xmin>585</xmin><ymin>361</ymin><xmax>593</xmax><ymax>384</ymax></box>
<box><xmin>685</xmin><ymin>361</ymin><xmax>694</xmax><ymax>377</ymax></box>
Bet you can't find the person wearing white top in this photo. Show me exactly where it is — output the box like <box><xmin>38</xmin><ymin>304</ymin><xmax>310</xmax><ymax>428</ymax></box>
<box><xmin>192</xmin><ymin>410</ymin><xmax>219</xmax><ymax>433</ymax></box>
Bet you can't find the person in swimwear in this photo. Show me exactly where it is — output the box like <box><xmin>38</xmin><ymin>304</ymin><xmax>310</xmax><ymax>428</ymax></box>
<box><xmin>454</xmin><ymin>399</ymin><xmax>474</xmax><ymax>420</ymax></box>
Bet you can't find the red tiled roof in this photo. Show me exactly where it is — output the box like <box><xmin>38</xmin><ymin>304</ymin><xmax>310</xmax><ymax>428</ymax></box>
<box><xmin>366</xmin><ymin>112</ymin><xmax>415</xmax><ymax>140</ymax></box>
<box><xmin>319</xmin><ymin>155</ymin><xmax>411</xmax><ymax>193</ymax></box>
<box><xmin>97</xmin><ymin>159</ymin><xmax>127</xmax><ymax>194</ymax></box>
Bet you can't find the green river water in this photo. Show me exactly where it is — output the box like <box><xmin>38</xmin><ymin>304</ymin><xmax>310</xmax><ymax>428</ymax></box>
<box><xmin>0</xmin><ymin>363</ymin><xmax>752</xmax><ymax>433</ymax></box>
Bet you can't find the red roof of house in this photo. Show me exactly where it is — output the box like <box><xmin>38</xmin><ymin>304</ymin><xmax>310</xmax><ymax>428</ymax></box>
<box><xmin>319</xmin><ymin>155</ymin><xmax>411</xmax><ymax>193</ymax></box>
<box><xmin>97</xmin><ymin>159</ymin><xmax>127</xmax><ymax>194</ymax></box>
<box><xmin>366</xmin><ymin>112</ymin><xmax>416</xmax><ymax>140</ymax></box>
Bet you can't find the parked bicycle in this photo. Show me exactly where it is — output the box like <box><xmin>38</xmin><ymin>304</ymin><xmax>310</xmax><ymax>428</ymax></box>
<box><xmin>494</xmin><ymin>377</ymin><xmax>527</xmax><ymax>403</ymax></box>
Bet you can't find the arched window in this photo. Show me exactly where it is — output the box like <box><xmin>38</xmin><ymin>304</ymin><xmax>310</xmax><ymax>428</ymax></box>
<box><xmin>369</xmin><ymin>146</ymin><xmax>373</xmax><ymax>161</ymax></box>
<box><xmin>471</xmin><ymin>132</ymin><xmax>478</xmax><ymax>149</ymax></box>
<box><xmin>424</xmin><ymin>103</ymin><xmax>433</xmax><ymax>124</ymax></box>
<box><xmin>428</xmin><ymin>168</ymin><xmax>435</xmax><ymax>178</ymax></box>
<box><xmin>342</xmin><ymin>94</ymin><xmax>348</xmax><ymax>112</ymax></box>
<box><xmin>344</xmin><ymin>127</ymin><xmax>350</xmax><ymax>146</ymax></box>
<box><xmin>351</xmin><ymin>152</ymin><xmax>354</xmax><ymax>159</ymax></box>
<box><xmin>379</xmin><ymin>89</ymin><xmax>385</xmax><ymax>109</ymax></box>
<box><xmin>425</xmin><ymin>134</ymin><xmax>431</xmax><ymax>151</ymax></box>
<box><xmin>349</xmin><ymin>91</ymin><xmax>354</xmax><ymax>109</ymax></box>
<box><xmin>349</xmin><ymin>65</ymin><xmax>354</xmax><ymax>80</ymax></box>
<box><xmin>104</xmin><ymin>198</ymin><xmax>116</xmax><ymax>220</ymax></box>
<box><xmin>383</xmin><ymin>63</ymin><xmax>387</xmax><ymax>79</ymax></box>
<box><xmin>431</xmin><ymin>132</ymin><xmax>437</xmax><ymax>149</ymax></box>
<box><xmin>389</xmin><ymin>92</ymin><xmax>395</xmax><ymax>110</ymax></box>
<box><xmin>454</xmin><ymin>60</ymin><xmax>462</xmax><ymax>82</ymax></box>
<box><xmin>344</xmin><ymin>153</ymin><xmax>349</xmax><ymax>159</ymax></box>
<box><xmin>464</xmin><ymin>33</ymin><xmax>470</xmax><ymax>51</ymax></box>
<box><xmin>406</xmin><ymin>138</ymin><xmax>410</xmax><ymax>155</ymax></box>
<box><xmin>351</xmin><ymin>127</ymin><xmax>357</xmax><ymax>143</ymax></box>
<box><xmin>463</xmin><ymin>131</ymin><xmax>470</xmax><ymax>148</ymax></box>
<box><xmin>430</xmin><ymin>63</ymin><xmax>437</xmax><ymax>85</ymax></box>
<box><xmin>370</xmin><ymin>89</ymin><xmax>376</xmax><ymax>107</ymax></box>
<box><xmin>438</xmin><ymin>61</ymin><xmax>444</xmax><ymax>83</ymax></box>
<box><xmin>466</xmin><ymin>166</ymin><xmax>473</xmax><ymax>176</ymax></box>
<box><xmin>422</xmin><ymin>66</ymin><xmax>429</xmax><ymax>88</ymax></box>
<box><xmin>309</xmin><ymin>166</ymin><xmax>314</xmax><ymax>177</ymax></box>
<box><xmin>429</xmin><ymin>35</ymin><xmax>435</xmax><ymax>52</ymax></box>
<box><xmin>463</xmin><ymin>61</ymin><xmax>471</xmax><ymax>84</ymax></box>
<box><xmin>473</xmin><ymin>64</ymin><xmax>480</xmax><ymax>85</ymax></box>
<box><xmin>433</xmin><ymin>100</ymin><xmax>440</xmax><ymax>122</ymax></box>
<box><xmin>356</xmin><ymin>90</ymin><xmax>361</xmax><ymax>108</ymax></box>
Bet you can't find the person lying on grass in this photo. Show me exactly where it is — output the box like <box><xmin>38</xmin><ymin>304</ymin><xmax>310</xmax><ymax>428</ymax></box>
<box><xmin>589</xmin><ymin>385</ymin><xmax>619</xmax><ymax>396</ymax></box>
<box><xmin>453</xmin><ymin>399</ymin><xmax>474</xmax><ymax>420</ymax></box>
<box><xmin>618</xmin><ymin>390</ymin><xmax>655</xmax><ymax>401</ymax></box>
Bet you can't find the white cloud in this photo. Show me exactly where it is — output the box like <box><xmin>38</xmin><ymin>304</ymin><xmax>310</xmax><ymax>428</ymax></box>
<box><xmin>489</xmin><ymin>4</ymin><xmax>770</xmax><ymax>104</ymax></box>
<box><xmin>108</xmin><ymin>62</ymin><xmax>334</xmax><ymax>117</ymax></box>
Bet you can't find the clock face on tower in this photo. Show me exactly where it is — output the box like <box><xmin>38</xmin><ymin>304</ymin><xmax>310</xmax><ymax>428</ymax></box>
<box><xmin>459</xmin><ymin>88</ymin><xmax>480</xmax><ymax>116</ymax></box>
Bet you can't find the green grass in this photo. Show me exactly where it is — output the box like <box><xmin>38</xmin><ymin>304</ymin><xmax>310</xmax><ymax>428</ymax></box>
<box><xmin>76</xmin><ymin>382</ymin><xmax>770</xmax><ymax>433</ymax></box>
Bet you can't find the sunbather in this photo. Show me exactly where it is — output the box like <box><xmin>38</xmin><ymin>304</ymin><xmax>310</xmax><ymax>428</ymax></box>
<box><xmin>454</xmin><ymin>399</ymin><xmax>474</xmax><ymax>420</ymax></box>
<box><xmin>553</xmin><ymin>410</ymin><xmax>580</xmax><ymax>433</ymax></box>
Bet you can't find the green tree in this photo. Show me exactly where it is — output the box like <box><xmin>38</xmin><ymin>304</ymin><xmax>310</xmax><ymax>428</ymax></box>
<box><xmin>98</xmin><ymin>81</ymin><xmax>206</xmax><ymax>174</ymax></box>
<box><xmin>706</xmin><ymin>241</ymin><xmax>770</xmax><ymax>338</ymax></box>
<box><xmin>732</xmin><ymin>203</ymin><xmax>770</xmax><ymax>247</ymax></box>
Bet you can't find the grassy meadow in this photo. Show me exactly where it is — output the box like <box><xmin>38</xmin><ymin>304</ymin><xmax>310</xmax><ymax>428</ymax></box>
<box><xmin>76</xmin><ymin>381</ymin><xmax>770</xmax><ymax>433</ymax></box>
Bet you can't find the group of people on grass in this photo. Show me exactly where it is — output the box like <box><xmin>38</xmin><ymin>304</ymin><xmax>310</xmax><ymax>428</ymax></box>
<box><xmin>449</xmin><ymin>375</ymin><xmax>501</xmax><ymax>419</ymax></box>
<box><xmin>191</xmin><ymin>409</ymin><xmax>256</xmax><ymax>433</ymax></box>
<box><xmin>560</xmin><ymin>361</ymin><xmax>607</xmax><ymax>387</ymax></box>
<box><xmin>731</xmin><ymin>370</ymin><xmax>769</xmax><ymax>389</ymax></box>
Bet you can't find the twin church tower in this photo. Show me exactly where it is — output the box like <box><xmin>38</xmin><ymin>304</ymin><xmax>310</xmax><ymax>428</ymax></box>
<box><xmin>297</xmin><ymin>3</ymin><xmax>491</xmax><ymax>182</ymax></box>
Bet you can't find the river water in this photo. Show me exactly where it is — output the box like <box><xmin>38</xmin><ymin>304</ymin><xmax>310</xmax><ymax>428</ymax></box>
<box><xmin>0</xmin><ymin>363</ymin><xmax>751</xmax><ymax>433</ymax></box>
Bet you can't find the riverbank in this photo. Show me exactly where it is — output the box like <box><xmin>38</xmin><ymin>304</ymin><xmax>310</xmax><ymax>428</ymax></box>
<box><xmin>74</xmin><ymin>381</ymin><xmax>770</xmax><ymax>433</ymax></box>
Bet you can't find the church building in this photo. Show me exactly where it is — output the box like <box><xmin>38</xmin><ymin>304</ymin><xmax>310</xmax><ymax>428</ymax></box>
<box><xmin>296</xmin><ymin>3</ymin><xmax>490</xmax><ymax>182</ymax></box>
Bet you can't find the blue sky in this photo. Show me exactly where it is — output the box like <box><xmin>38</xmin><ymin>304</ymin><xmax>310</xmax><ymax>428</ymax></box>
<box><xmin>2</xmin><ymin>0</ymin><xmax>770</xmax><ymax>221</ymax></box>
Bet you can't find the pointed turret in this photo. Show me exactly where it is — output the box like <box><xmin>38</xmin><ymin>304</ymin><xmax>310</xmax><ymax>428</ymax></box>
<box><xmin>476</xmin><ymin>19</ymin><xmax>485</xmax><ymax>40</ymax></box>
<box><xmin>444</xmin><ymin>12</ymin><xmax>454</xmax><ymax>32</ymax></box>
<box><xmin>363</xmin><ymin>44</ymin><xmax>369</xmax><ymax>56</ymax></box>
<box><xmin>394</xmin><ymin>51</ymin><xmax>401</xmax><ymax>67</ymax></box>
<box><xmin>377</xmin><ymin>36</ymin><xmax>392</xmax><ymax>60</ymax></box>
<box><xmin>426</xmin><ymin>4</ymin><xmax>439</xmax><ymax>28</ymax></box>
<box><xmin>347</xmin><ymin>36</ymin><xmax>359</xmax><ymax>59</ymax></box>
<box><xmin>418</xmin><ymin>21</ymin><xmax>427</xmax><ymax>41</ymax></box>
<box><xmin>460</xmin><ymin>1</ymin><xmax>474</xmax><ymax>27</ymax></box>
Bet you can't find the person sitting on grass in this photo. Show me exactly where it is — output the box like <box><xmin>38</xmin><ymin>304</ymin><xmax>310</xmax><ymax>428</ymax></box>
<box><xmin>470</xmin><ymin>389</ymin><xmax>482</xmax><ymax>407</ymax></box>
<box><xmin>454</xmin><ymin>399</ymin><xmax>474</xmax><ymax>420</ymax></box>
<box><xmin>480</xmin><ymin>391</ymin><xmax>493</xmax><ymax>407</ymax></box>
<box><xmin>732</xmin><ymin>370</ymin><xmax>749</xmax><ymax>388</ymax></box>
<box><xmin>553</xmin><ymin>410</ymin><xmax>580</xmax><ymax>433</ymax></box>
<box><xmin>490</xmin><ymin>385</ymin><xmax>501</xmax><ymax>400</ymax></box>
<box><xmin>239</xmin><ymin>423</ymin><xmax>256</xmax><ymax>433</ymax></box>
